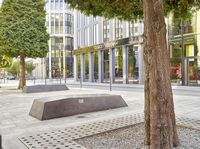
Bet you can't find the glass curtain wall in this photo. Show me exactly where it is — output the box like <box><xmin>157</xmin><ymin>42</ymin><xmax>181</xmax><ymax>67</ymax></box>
<box><xmin>114</xmin><ymin>19</ymin><xmax>123</xmax><ymax>40</ymax></box>
<box><xmin>77</xmin><ymin>55</ymin><xmax>81</xmax><ymax>80</ymax></box>
<box><xmin>65</xmin><ymin>37</ymin><xmax>73</xmax><ymax>77</ymax></box>
<box><xmin>128</xmin><ymin>46</ymin><xmax>139</xmax><ymax>84</ymax></box>
<box><xmin>46</xmin><ymin>0</ymin><xmax>74</xmax><ymax>79</ymax></box>
<box><xmin>115</xmin><ymin>47</ymin><xmax>123</xmax><ymax>83</ymax></box>
<box><xmin>85</xmin><ymin>54</ymin><xmax>89</xmax><ymax>80</ymax></box>
<box><xmin>103</xmin><ymin>20</ymin><xmax>109</xmax><ymax>42</ymax></box>
<box><xmin>94</xmin><ymin>51</ymin><xmax>98</xmax><ymax>82</ymax></box>
<box><xmin>103</xmin><ymin>50</ymin><xmax>110</xmax><ymax>83</ymax></box>
<box><xmin>169</xmin><ymin>11</ymin><xmax>200</xmax><ymax>85</ymax></box>
<box><xmin>51</xmin><ymin>37</ymin><xmax>63</xmax><ymax>78</ymax></box>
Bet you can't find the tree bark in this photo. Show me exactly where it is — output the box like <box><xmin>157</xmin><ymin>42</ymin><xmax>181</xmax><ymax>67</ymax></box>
<box><xmin>143</xmin><ymin>0</ymin><xmax>179</xmax><ymax>148</ymax></box>
<box><xmin>18</xmin><ymin>54</ymin><xmax>26</xmax><ymax>89</ymax></box>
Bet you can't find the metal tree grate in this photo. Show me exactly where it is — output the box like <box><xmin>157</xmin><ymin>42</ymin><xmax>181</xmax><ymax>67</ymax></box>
<box><xmin>19</xmin><ymin>113</ymin><xmax>143</xmax><ymax>149</ymax></box>
<box><xmin>19</xmin><ymin>113</ymin><xmax>200</xmax><ymax>149</ymax></box>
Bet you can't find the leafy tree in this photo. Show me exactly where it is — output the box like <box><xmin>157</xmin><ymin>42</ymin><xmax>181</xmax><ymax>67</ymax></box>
<box><xmin>0</xmin><ymin>0</ymin><xmax>49</xmax><ymax>89</ymax></box>
<box><xmin>25</xmin><ymin>62</ymin><xmax>36</xmax><ymax>75</ymax></box>
<box><xmin>6</xmin><ymin>61</ymin><xmax>19</xmax><ymax>77</ymax></box>
<box><xmin>65</xmin><ymin>0</ymin><xmax>200</xmax><ymax>148</ymax></box>
<box><xmin>6</xmin><ymin>61</ymin><xmax>35</xmax><ymax>77</ymax></box>
<box><xmin>0</xmin><ymin>55</ymin><xmax>12</xmax><ymax>68</ymax></box>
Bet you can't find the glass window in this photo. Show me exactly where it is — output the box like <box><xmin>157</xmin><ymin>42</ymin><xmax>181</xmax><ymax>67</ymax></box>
<box><xmin>65</xmin><ymin>37</ymin><xmax>73</xmax><ymax>50</ymax></box>
<box><xmin>129</xmin><ymin>22</ymin><xmax>134</xmax><ymax>37</ymax></box>
<box><xmin>103</xmin><ymin>20</ymin><xmax>109</xmax><ymax>42</ymax></box>
<box><xmin>128</xmin><ymin>46</ymin><xmax>139</xmax><ymax>84</ymax></box>
<box><xmin>103</xmin><ymin>50</ymin><xmax>110</xmax><ymax>83</ymax></box>
<box><xmin>65</xmin><ymin>13</ymin><xmax>73</xmax><ymax>34</ymax></box>
<box><xmin>50</xmin><ymin>0</ymin><xmax>54</xmax><ymax>10</ymax></box>
<box><xmin>46</xmin><ymin>14</ymin><xmax>49</xmax><ymax>32</ymax></box>
<box><xmin>93</xmin><ymin>24</ymin><xmax>98</xmax><ymax>44</ymax></box>
<box><xmin>115</xmin><ymin>48</ymin><xmax>123</xmax><ymax>83</ymax></box>
<box><xmin>60</xmin><ymin>14</ymin><xmax>63</xmax><ymax>34</ymax></box>
<box><xmin>85</xmin><ymin>54</ymin><xmax>89</xmax><ymax>80</ymax></box>
<box><xmin>77</xmin><ymin>31</ymin><xmax>80</xmax><ymax>48</ymax></box>
<box><xmin>51</xmin><ymin>13</ymin><xmax>55</xmax><ymax>34</ymax></box>
<box><xmin>55</xmin><ymin>0</ymin><xmax>59</xmax><ymax>10</ymax></box>
<box><xmin>114</xmin><ymin>19</ymin><xmax>123</xmax><ymax>40</ymax></box>
<box><xmin>46</xmin><ymin>0</ymin><xmax>50</xmax><ymax>10</ymax></box>
<box><xmin>55</xmin><ymin>13</ymin><xmax>59</xmax><ymax>34</ymax></box>
<box><xmin>60</xmin><ymin>0</ymin><xmax>63</xmax><ymax>9</ymax></box>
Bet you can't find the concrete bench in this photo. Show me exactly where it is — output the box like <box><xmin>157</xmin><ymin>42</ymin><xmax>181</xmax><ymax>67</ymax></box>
<box><xmin>29</xmin><ymin>94</ymin><xmax>128</xmax><ymax>120</ymax></box>
<box><xmin>23</xmin><ymin>84</ymin><xmax>69</xmax><ymax>93</ymax></box>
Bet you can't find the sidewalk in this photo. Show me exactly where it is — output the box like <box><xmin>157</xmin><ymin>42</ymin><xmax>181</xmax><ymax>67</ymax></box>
<box><xmin>0</xmin><ymin>84</ymin><xmax>200</xmax><ymax>148</ymax></box>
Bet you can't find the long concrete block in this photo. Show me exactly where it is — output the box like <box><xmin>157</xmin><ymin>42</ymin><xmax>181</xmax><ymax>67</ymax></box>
<box><xmin>23</xmin><ymin>84</ymin><xmax>69</xmax><ymax>93</ymax></box>
<box><xmin>29</xmin><ymin>94</ymin><xmax>128</xmax><ymax>120</ymax></box>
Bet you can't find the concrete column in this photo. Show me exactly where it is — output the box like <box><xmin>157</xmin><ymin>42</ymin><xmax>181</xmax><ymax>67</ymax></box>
<box><xmin>98</xmin><ymin>50</ymin><xmax>103</xmax><ymax>83</ymax></box>
<box><xmin>89</xmin><ymin>52</ymin><xmax>94</xmax><ymax>82</ymax></box>
<box><xmin>138</xmin><ymin>44</ymin><xmax>144</xmax><ymax>84</ymax></box>
<box><xmin>109</xmin><ymin>48</ymin><xmax>115</xmax><ymax>83</ymax></box>
<box><xmin>122</xmin><ymin>46</ymin><xmax>128</xmax><ymax>84</ymax></box>
<box><xmin>73</xmin><ymin>55</ymin><xmax>78</xmax><ymax>81</ymax></box>
<box><xmin>80</xmin><ymin>53</ymin><xmax>85</xmax><ymax>82</ymax></box>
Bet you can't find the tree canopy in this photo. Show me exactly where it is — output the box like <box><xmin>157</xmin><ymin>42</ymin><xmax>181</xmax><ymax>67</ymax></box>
<box><xmin>65</xmin><ymin>0</ymin><xmax>200</xmax><ymax>21</ymax></box>
<box><xmin>0</xmin><ymin>55</ymin><xmax>12</xmax><ymax>68</ymax></box>
<box><xmin>0</xmin><ymin>0</ymin><xmax>49</xmax><ymax>58</ymax></box>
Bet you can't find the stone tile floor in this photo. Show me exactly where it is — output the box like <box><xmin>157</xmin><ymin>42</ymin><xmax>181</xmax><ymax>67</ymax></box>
<box><xmin>0</xmin><ymin>84</ymin><xmax>200</xmax><ymax>148</ymax></box>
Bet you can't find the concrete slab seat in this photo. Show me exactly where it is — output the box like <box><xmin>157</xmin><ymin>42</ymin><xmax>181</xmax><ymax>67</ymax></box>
<box><xmin>29</xmin><ymin>94</ymin><xmax>128</xmax><ymax>120</ymax></box>
<box><xmin>23</xmin><ymin>84</ymin><xmax>69</xmax><ymax>93</ymax></box>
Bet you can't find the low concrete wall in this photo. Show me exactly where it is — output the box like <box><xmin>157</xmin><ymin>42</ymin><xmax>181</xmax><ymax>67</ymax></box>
<box><xmin>23</xmin><ymin>84</ymin><xmax>69</xmax><ymax>93</ymax></box>
<box><xmin>29</xmin><ymin>94</ymin><xmax>128</xmax><ymax>120</ymax></box>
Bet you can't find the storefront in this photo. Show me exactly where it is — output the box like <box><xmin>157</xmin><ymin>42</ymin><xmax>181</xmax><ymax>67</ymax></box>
<box><xmin>73</xmin><ymin>36</ymin><xmax>144</xmax><ymax>84</ymax></box>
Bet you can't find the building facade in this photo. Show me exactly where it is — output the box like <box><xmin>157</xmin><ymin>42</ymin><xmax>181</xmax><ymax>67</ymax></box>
<box><xmin>33</xmin><ymin>0</ymin><xmax>74</xmax><ymax>79</ymax></box>
<box><xmin>168</xmin><ymin>11</ymin><xmax>200</xmax><ymax>85</ymax></box>
<box><xmin>73</xmin><ymin>10</ymin><xmax>200</xmax><ymax>86</ymax></box>
<box><xmin>73</xmin><ymin>10</ymin><xmax>144</xmax><ymax>84</ymax></box>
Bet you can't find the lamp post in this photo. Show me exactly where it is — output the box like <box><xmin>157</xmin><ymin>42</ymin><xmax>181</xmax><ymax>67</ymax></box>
<box><xmin>181</xmin><ymin>18</ymin><xmax>185</xmax><ymax>85</ymax></box>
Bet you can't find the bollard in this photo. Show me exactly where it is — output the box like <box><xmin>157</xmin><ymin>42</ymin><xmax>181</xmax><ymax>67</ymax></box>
<box><xmin>109</xmin><ymin>77</ymin><xmax>112</xmax><ymax>91</ymax></box>
<box><xmin>80</xmin><ymin>77</ymin><xmax>82</xmax><ymax>88</ymax></box>
<box><xmin>0</xmin><ymin>134</ymin><xmax>2</xmax><ymax>149</ymax></box>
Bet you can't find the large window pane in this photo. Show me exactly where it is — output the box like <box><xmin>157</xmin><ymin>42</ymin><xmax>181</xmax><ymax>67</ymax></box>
<box><xmin>50</xmin><ymin>0</ymin><xmax>54</xmax><ymax>10</ymax></box>
<box><xmin>51</xmin><ymin>13</ymin><xmax>55</xmax><ymax>34</ymax></box>
<box><xmin>60</xmin><ymin>14</ymin><xmax>63</xmax><ymax>34</ymax></box>
<box><xmin>103</xmin><ymin>50</ymin><xmax>110</xmax><ymax>83</ymax></box>
<box><xmin>55</xmin><ymin>0</ymin><xmax>59</xmax><ymax>10</ymax></box>
<box><xmin>55</xmin><ymin>13</ymin><xmax>59</xmax><ymax>34</ymax></box>
<box><xmin>85</xmin><ymin>54</ymin><xmax>89</xmax><ymax>80</ymax></box>
<box><xmin>128</xmin><ymin>46</ymin><xmax>139</xmax><ymax>84</ymax></box>
<box><xmin>115</xmin><ymin>47</ymin><xmax>123</xmax><ymax>83</ymax></box>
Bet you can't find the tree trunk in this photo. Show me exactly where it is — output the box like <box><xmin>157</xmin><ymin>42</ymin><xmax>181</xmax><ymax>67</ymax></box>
<box><xmin>18</xmin><ymin>54</ymin><xmax>26</xmax><ymax>89</ymax></box>
<box><xmin>143</xmin><ymin>0</ymin><xmax>179</xmax><ymax>148</ymax></box>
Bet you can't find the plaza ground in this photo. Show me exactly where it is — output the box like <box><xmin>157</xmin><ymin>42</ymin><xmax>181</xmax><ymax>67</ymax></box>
<box><xmin>0</xmin><ymin>80</ymin><xmax>200</xmax><ymax>148</ymax></box>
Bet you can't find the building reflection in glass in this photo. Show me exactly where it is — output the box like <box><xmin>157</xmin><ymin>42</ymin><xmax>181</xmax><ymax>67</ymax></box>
<box><xmin>128</xmin><ymin>46</ymin><xmax>139</xmax><ymax>84</ymax></box>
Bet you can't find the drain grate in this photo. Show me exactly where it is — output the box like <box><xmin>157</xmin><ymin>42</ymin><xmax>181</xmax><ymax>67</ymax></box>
<box><xmin>19</xmin><ymin>113</ymin><xmax>200</xmax><ymax>149</ymax></box>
